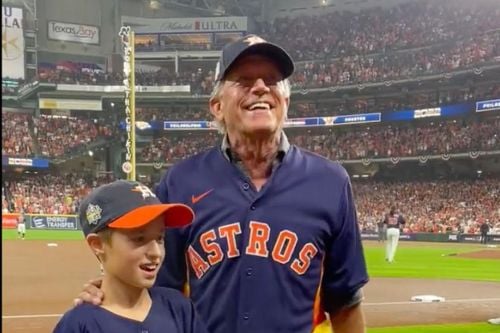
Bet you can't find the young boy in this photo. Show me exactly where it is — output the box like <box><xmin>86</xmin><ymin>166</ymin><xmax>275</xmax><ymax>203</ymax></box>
<box><xmin>53</xmin><ymin>180</ymin><xmax>208</xmax><ymax>333</ymax></box>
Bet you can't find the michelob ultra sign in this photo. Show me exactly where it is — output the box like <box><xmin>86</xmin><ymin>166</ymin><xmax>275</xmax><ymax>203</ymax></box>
<box><xmin>2</xmin><ymin>6</ymin><xmax>25</xmax><ymax>79</ymax></box>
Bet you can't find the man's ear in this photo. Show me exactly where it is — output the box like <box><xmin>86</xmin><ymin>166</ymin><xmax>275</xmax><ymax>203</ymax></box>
<box><xmin>209</xmin><ymin>90</ymin><xmax>223</xmax><ymax>122</ymax></box>
<box><xmin>283</xmin><ymin>96</ymin><xmax>290</xmax><ymax>119</ymax></box>
<box><xmin>86</xmin><ymin>233</ymin><xmax>105</xmax><ymax>258</ymax></box>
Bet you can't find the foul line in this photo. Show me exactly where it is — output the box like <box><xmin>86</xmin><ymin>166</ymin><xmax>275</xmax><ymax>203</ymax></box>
<box><xmin>4</xmin><ymin>298</ymin><xmax>500</xmax><ymax>319</ymax></box>
<box><xmin>364</xmin><ymin>298</ymin><xmax>500</xmax><ymax>306</ymax></box>
<box><xmin>3</xmin><ymin>314</ymin><xmax>62</xmax><ymax>319</ymax></box>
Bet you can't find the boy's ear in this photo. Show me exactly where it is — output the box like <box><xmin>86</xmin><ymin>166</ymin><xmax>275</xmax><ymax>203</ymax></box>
<box><xmin>86</xmin><ymin>233</ymin><xmax>105</xmax><ymax>257</ymax></box>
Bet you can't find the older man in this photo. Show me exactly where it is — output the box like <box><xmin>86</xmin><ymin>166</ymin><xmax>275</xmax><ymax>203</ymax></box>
<box><xmin>78</xmin><ymin>34</ymin><xmax>369</xmax><ymax>333</ymax></box>
<box><xmin>156</xmin><ymin>34</ymin><xmax>369</xmax><ymax>333</ymax></box>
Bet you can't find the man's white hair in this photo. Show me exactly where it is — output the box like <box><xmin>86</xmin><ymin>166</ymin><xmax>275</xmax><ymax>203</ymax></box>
<box><xmin>209</xmin><ymin>79</ymin><xmax>291</xmax><ymax>134</ymax></box>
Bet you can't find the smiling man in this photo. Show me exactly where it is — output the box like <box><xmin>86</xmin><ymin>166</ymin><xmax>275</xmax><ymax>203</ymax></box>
<box><xmin>77</xmin><ymin>34</ymin><xmax>369</xmax><ymax>333</ymax></box>
<box><xmin>156</xmin><ymin>34</ymin><xmax>369</xmax><ymax>333</ymax></box>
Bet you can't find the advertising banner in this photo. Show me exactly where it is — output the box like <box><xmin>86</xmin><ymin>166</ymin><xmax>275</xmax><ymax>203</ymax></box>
<box><xmin>38</xmin><ymin>98</ymin><xmax>102</xmax><ymax>111</ymax></box>
<box><xmin>48</xmin><ymin>21</ymin><xmax>99</xmax><ymax>45</ymax></box>
<box><xmin>383</xmin><ymin>103</ymin><xmax>471</xmax><ymax>121</ymax></box>
<box><xmin>163</xmin><ymin>121</ymin><xmax>214</xmax><ymax>130</ymax></box>
<box><xmin>2</xmin><ymin>6</ymin><xmax>25</xmax><ymax>79</ymax></box>
<box><xmin>2</xmin><ymin>213</ymin><xmax>19</xmax><ymax>229</ymax></box>
<box><xmin>2</xmin><ymin>156</ymin><xmax>50</xmax><ymax>168</ymax></box>
<box><xmin>476</xmin><ymin>99</ymin><xmax>500</xmax><ymax>112</ymax></box>
<box><xmin>29</xmin><ymin>215</ymin><xmax>79</xmax><ymax>230</ymax></box>
<box><xmin>122</xmin><ymin>16</ymin><xmax>247</xmax><ymax>34</ymax></box>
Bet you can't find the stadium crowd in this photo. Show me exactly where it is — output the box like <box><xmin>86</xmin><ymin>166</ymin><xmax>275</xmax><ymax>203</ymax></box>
<box><xmin>36</xmin><ymin>64</ymin><xmax>216</xmax><ymax>95</ymax></box>
<box><xmin>3</xmin><ymin>173</ymin><xmax>114</xmax><ymax>215</ymax></box>
<box><xmin>3</xmin><ymin>175</ymin><xmax>498</xmax><ymax>236</ymax></box>
<box><xmin>291</xmin><ymin>117</ymin><xmax>500</xmax><ymax>160</ymax></box>
<box><xmin>140</xmin><ymin>132</ymin><xmax>219</xmax><ymax>163</ymax></box>
<box><xmin>132</xmin><ymin>84</ymin><xmax>500</xmax><ymax>121</ymax></box>
<box><xmin>2</xmin><ymin>113</ymin><xmax>35</xmax><ymax>157</ymax></box>
<box><xmin>2</xmin><ymin>113</ymin><xmax>114</xmax><ymax>158</ymax></box>
<box><xmin>291</xmin><ymin>33</ymin><xmax>499</xmax><ymax>89</ymax></box>
<box><xmin>139</xmin><ymin>117</ymin><xmax>500</xmax><ymax>163</ymax></box>
<box><xmin>18</xmin><ymin>1</ymin><xmax>497</xmax><ymax>95</ymax></box>
<box><xmin>260</xmin><ymin>1</ymin><xmax>500</xmax><ymax>61</ymax></box>
<box><xmin>129</xmin><ymin>1</ymin><xmax>500</xmax><ymax>60</ymax></box>
<box><xmin>356</xmin><ymin>179</ymin><xmax>500</xmax><ymax>235</ymax></box>
<box><xmin>32</xmin><ymin>115</ymin><xmax>114</xmax><ymax>158</ymax></box>
<box><xmin>33</xmin><ymin>32</ymin><xmax>498</xmax><ymax>93</ymax></box>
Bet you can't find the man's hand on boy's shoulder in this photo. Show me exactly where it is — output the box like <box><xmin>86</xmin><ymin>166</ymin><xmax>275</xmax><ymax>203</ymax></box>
<box><xmin>74</xmin><ymin>276</ymin><xmax>104</xmax><ymax>306</ymax></box>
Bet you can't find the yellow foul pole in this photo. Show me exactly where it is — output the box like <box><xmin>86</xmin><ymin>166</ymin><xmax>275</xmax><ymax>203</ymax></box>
<box><xmin>119</xmin><ymin>26</ymin><xmax>136</xmax><ymax>181</ymax></box>
<box><xmin>130</xmin><ymin>31</ymin><xmax>136</xmax><ymax>181</ymax></box>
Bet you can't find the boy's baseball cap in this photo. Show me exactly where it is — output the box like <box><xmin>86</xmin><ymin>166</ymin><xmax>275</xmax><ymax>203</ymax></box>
<box><xmin>79</xmin><ymin>180</ymin><xmax>194</xmax><ymax>236</ymax></box>
<box><xmin>214</xmin><ymin>34</ymin><xmax>294</xmax><ymax>82</ymax></box>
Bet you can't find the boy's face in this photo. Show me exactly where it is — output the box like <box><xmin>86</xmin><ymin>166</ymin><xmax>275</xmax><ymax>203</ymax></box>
<box><xmin>101</xmin><ymin>216</ymin><xmax>166</xmax><ymax>289</ymax></box>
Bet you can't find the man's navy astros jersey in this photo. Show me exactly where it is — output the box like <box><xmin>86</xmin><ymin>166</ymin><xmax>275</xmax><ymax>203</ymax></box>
<box><xmin>53</xmin><ymin>287</ymin><xmax>208</xmax><ymax>333</ymax></box>
<box><xmin>155</xmin><ymin>145</ymin><xmax>369</xmax><ymax>333</ymax></box>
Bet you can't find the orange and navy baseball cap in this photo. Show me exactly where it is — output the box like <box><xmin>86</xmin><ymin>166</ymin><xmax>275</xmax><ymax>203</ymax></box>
<box><xmin>214</xmin><ymin>34</ymin><xmax>294</xmax><ymax>82</ymax></box>
<box><xmin>79</xmin><ymin>180</ymin><xmax>194</xmax><ymax>236</ymax></box>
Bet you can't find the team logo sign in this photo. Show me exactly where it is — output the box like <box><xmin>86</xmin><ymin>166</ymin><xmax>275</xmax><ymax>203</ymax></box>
<box><xmin>2</xmin><ymin>28</ymin><xmax>21</xmax><ymax>60</ymax></box>
<box><xmin>2</xmin><ymin>6</ymin><xmax>25</xmax><ymax>79</ymax></box>
<box><xmin>122</xmin><ymin>161</ymin><xmax>132</xmax><ymax>174</ymax></box>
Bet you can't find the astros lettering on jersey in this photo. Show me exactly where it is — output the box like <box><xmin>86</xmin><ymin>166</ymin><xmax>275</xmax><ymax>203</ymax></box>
<box><xmin>156</xmin><ymin>146</ymin><xmax>368</xmax><ymax>333</ymax></box>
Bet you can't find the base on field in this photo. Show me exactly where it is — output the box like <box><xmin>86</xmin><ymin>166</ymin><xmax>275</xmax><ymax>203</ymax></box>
<box><xmin>410</xmin><ymin>295</ymin><xmax>445</xmax><ymax>302</ymax></box>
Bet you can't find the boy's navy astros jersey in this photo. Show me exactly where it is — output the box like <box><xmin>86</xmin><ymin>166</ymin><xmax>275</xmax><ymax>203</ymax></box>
<box><xmin>155</xmin><ymin>145</ymin><xmax>369</xmax><ymax>333</ymax></box>
<box><xmin>53</xmin><ymin>287</ymin><xmax>208</xmax><ymax>333</ymax></box>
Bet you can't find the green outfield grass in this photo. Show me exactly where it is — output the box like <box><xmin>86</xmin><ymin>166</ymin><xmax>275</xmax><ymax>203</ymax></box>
<box><xmin>3</xmin><ymin>230</ymin><xmax>500</xmax><ymax>332</ymax></box>
<box><xmin>2</xmin><ymin>229</ymin><xmax>84</xmax><ymax>240</ymax></box>
<box><xmin>367</xmin><ymin>322</ymin><xmax>500</xmax><ymax>333</ymax></box>
<box><xmin>364</xmin><ymin>244</ymin><xmax>500</xmax><ymax>282</ymax></box>
<box><xmin>314</xmin><ymin>321</ymin><xmax>499</xmax><ymax>333</ymax></box>
<box><xmin>4</xmin><ymin>230</ymin><xmax>498</xmax><ymax>281</ymax></box>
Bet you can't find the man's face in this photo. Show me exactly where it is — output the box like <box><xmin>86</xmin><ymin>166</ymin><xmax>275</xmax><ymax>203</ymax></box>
<box><xmin>210</xmin><ymin>54</ymin><xmax>290</xmax><ymax>138</ymax></box>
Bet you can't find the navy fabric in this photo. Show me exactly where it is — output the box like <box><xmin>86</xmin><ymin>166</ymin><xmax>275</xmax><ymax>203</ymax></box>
<box><xmin>53</xmin><ymin>287</ymin><xmax>208</xmax><ymax>333</ymax></box>
<box><xmin>155</xmin><ymin>145</ymin><xmax>369</xmax><ymax>333</ymax></box>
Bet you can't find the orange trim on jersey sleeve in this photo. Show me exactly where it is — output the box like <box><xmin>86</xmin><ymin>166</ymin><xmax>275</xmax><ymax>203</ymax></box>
<box><xmin>312</xmin><ymin>257</ymin><xmax>327</xmax><ymax>331</ymax></box>
<box><xmin>183</xmin><ymin>252</ymin><xmax>191</xmax><ymax>297</ymax></box>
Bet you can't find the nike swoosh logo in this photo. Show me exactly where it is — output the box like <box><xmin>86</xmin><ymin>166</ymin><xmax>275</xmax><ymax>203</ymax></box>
<box><xmin>191</xmin><ymin>189</ymin><xmax>214</xmax><ymax>204</ymax></box>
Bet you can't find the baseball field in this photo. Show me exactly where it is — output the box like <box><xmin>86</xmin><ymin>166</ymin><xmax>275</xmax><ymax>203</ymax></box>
<box><xmin>2</xmin><ymin>229</ymin><xmax>500</xmax><ymax>333</ymax></box>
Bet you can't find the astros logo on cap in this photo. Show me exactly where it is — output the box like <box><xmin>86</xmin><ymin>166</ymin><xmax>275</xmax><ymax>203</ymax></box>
<box><xmin>131</xmin><ymin>184</ymin><xmax>156</xmax><ymax>199</ymax></box>
<box><xmin>243</xmin><ymin>35</ymin><xmax>266</xmax><ymax>46</ymax></box>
